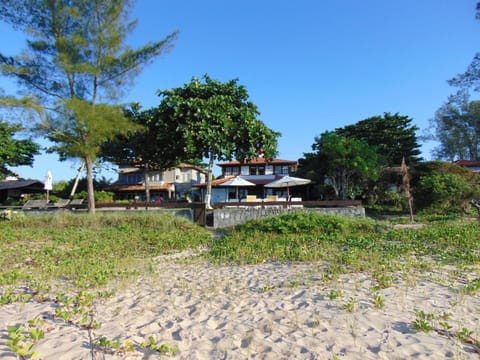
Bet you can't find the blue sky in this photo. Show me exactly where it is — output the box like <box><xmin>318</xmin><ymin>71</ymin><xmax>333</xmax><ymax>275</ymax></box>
<box><xmin>3</xmin><ymin>0</ymin><xmax>479</xmax><ymax>181</ymax></box>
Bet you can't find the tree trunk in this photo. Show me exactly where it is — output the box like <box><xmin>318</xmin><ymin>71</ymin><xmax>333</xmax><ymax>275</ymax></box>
<box><xmin>326</xmin><ymin>175</ymin><xmax>340</xmax><ymax>199</ymax></box>
<box><xmin>204</xmin><ymin>153</ymin><xmax>214</xmax><ymax>209</ymax></box>
<box><xmin>85</xmin><ymin>155</ymin><xmax>96</xmax><ymax>214</ymax></box>
<box><xmin>69</xmin><ymin>162</ymin><xmax>85</xmax><ymax>199</ymax></box>
<box><xmin>401</xmin><ymin>157</ymin><xmax>414</xmax><ymax>223</ymax></box>
<box><xmin>144</xmin><ymin>164</ymin><xmax>150</xmax><ymax>209</ymax></box>
<box><xmin>340</xmin><ymin>169</ymin><xmax>347</xmax><ymax>200</ymax></box>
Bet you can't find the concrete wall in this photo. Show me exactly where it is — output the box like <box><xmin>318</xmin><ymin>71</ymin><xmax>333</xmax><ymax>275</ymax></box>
<box><xmin>212</xmin><ymin>207</ymin><xmax>365</xmax><ymax>228</ymax></box>
<box><xmin>92</xmin><ymin>205</ymin><xmax>365</xmax><ymax>229</ymax></box>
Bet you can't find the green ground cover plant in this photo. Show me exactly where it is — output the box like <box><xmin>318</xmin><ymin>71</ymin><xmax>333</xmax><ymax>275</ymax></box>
<box><xmin>208</xmin><ymin>212</ymin><xmax>480</xmax><ymax>275</ymax></box>
<box><xmin>411</xmin><ymin>308</ymin><xmax>480</xmax><ymax>349</ymax></box>
<box><xmin>5</xmin><ymin>317</ymin><xmax>46</xmax><ymax>359</ymax></box>
<box><xmin>0</xmin><ymin>212</ymin><xmax>211</xmax><ymax>289</ymax></box>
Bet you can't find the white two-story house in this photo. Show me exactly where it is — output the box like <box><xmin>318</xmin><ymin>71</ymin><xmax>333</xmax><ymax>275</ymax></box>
<box><xmin>197</xmin><ymin>157</ymin><xmax>305</xmax><ymax>204</ymax></box>
<box><xmin>108</xmin><ymin>163</ymin><xmax>207</xmax><ymax>202</ymax></box>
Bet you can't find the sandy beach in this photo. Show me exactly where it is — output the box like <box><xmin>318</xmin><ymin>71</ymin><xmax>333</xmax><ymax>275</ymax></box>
<box><xmin>1</xmin><ymin>250</ymin><xmax>479</xmax><ymax>359</ymax></box>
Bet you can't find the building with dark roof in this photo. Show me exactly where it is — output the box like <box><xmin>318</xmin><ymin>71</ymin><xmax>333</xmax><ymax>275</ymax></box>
<box><xmin>0</xmin><ymin>179</ymin><xmax>45</xmax><ymax>203</ymax></box>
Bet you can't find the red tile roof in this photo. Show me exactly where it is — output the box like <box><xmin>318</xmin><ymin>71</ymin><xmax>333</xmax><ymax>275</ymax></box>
<box><xmin>217</xmin><ymin>157</ymin><xmax>297</xmax><ymax>167</ymax></box>
<box><xmin>210</xmin><ymin>176</ymin><xmax>235</xmax><ymax>186</ymax></box>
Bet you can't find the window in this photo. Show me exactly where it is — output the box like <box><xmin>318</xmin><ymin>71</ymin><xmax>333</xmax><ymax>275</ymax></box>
<box><xmin>274</xmin><ymin>165</ymin><xmax>290</xmax><ymax>175</ymax></box>
<box><xmin>148</xmin><ymin>173</ymin><xmax>161</xmax><ymax>182</ymax></box>
<box><xmin>124</xmin><ymin>174</ymin><xmax>142</xmax><ymax>184</ymax></box>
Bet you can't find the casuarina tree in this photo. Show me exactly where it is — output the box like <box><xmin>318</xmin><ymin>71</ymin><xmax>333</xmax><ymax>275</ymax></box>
<box><xmin>436</xmin><ymin>2</ymin><xmax>480</xmax><ymax>161</ymax></box>
<box><xmin>0</xmin><ymin>0</ymin><xmax>178</xmax><ymax>213</ymax></box>
<box><xmin>431</xmin><ymin>90</ymin><xmax>480</xmax><ymax>161</ymax></box>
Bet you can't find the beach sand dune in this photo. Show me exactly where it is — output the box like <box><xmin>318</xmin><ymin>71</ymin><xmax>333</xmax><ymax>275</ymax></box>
<box><xmin>1</xmin><ymin>253</ymin><xmax>479</xmax><ymax>359</ymax></box>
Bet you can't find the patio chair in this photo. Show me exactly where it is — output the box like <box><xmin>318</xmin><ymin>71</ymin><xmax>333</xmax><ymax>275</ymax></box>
<box><xmin>50</xmin><ymin>199</ymin><xmax>70</xmax><ymax>208</ymax></box>
<box><xmin>68</xmin><ymin>199</ymin><xmax>86</xmax><ymax>210</ymax></box>
<box><xmin>22</xmin><ymin>199</ymin><xmax>49</xmax><ymax>209</ymax></box>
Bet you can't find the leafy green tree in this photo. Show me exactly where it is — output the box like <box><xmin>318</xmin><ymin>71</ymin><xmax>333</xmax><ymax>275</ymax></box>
<box><xmin>305</xmin><ymin>131</ymin><xmax>379</xmax><ymax>200</ymax></box>
<box><xmin>0</xmin><ymin>121</ymin><xmax>40</xmax><ymax>179</ymax></box>
<box><xmin>430</xmin><ymin>90</ymin><xmax>480</xmax><ymax>161</ymax></box>
<box><xmin>0</xmin><ymin>0</ymin><xmax>178</xmax><ymax>213</ymax></box>
<box><xmin>101</xmin><ymin>104</ymin><xmax>196</xmax><ymax>202</ymax></box>
<box><xmin>336</xmin><ymin>112</ymin><xmax>422</xmax><ymax>166</ymax></box>
<box><xmin>157</xmin><ymin>75</ymin><xmax>280</xmax><ymax>207</ymax></box>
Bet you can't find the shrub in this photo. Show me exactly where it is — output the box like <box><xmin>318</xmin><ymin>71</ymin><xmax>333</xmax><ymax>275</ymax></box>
<box><xmin>93</xmin><ymin>190</ymin><xmax>114</xmax><ymax>203</ymax></box>
<box><xmin>235</xmin><ymin>212</ymin><xmax>348</xmax><ymax>235</ymax></box>
<box><xmin>74</xmin><ymin>190</ymin><xmax>114</xmax><ymax>203</ymax></box>
<box><xmin>209</xmin><ymin>212</ymin><xmax>388</xmax><ymax>265</ymax></box>
<box><xmin>415</xmin><ymin>173</ymin><xmax>479</xmax><ymax>214</ymax></box>
<box><xmin>412</xmin><ymin>161</ymin><xmax>480</xmax><ymax>214</ymax></box>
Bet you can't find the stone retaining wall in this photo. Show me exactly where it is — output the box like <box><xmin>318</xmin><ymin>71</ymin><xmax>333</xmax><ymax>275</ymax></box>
<box><xmin>212</xmin><ymin>207</ymin><xmax>365</xmax><ymax>228</ymax></box>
